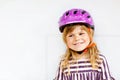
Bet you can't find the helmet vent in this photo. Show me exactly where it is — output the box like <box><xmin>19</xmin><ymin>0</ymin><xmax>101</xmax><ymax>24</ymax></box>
<box><xmin>82</xmin><ymin>11</ymin><xmax>86</xmax><ymax>14</ymax></box>
<box><xmin>87</xmin><ymin>16</ymin><xmax>90</xmax><ymax>18</ymax></box>
<box><xmin>73</xmin><ymin>10</ymin><xmax>77</xmax><ymax>14</ymax></box>
<box><xmin>66</xmin><ymin>12</ymin><xmax>69</xmax><ymax>16</ymax></box>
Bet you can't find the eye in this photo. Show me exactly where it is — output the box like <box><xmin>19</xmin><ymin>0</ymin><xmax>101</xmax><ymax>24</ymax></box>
<box><xmin>79</xmin><ymin>33</ymin><xmax>84</xmax><ymax>35</ymax></box>
<box><xmin>68</xmin><ymin>34</ymin><xmax>74</xmax><ymax>37</ymax></box>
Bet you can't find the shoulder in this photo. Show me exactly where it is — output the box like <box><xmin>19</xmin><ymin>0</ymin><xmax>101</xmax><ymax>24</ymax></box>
<box><xmin>98</xmin><ymin>54</ymin><xmax>109</xmax><ymax>64</ymax></box>
<box><xmin>99</xmin><ymin>53</ymin><xmax>107</xmax><ymax>60</ymax></box>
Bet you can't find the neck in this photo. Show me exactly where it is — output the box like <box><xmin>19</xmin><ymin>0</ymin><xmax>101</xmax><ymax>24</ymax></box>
<box><xmin>71</xmin><ymin>49</ymin><xmax>87</xmax><ymax>60</ymax></box>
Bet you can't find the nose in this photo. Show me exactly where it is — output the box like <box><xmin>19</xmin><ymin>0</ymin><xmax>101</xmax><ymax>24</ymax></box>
<box><xmin>74</xmin><ymin>35</ymin><xmax>80</xmax><ymax>41</ymax></box>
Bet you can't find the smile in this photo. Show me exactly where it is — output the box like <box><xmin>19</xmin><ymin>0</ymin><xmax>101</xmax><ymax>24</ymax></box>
<box><xmin>73</xmin><ymin>41</ymin><xmax>84</xmax><ymax>45</ymax></box>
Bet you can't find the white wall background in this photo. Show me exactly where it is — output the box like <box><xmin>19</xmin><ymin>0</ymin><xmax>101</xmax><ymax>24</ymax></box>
<box><xmin>0</xmin><ymin>0</ymin><xmax>119</xmax><ymax>80</ymax></box>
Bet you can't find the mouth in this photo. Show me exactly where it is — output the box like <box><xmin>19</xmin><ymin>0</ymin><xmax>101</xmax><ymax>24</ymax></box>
<box><xmin>73</xmin><ymin>41</ymin><xmax>84</xmax><ymax>45</ymax></box>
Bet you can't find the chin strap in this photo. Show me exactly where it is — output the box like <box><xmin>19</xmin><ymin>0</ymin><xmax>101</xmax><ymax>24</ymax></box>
<box><xmin>83</xmin><ymin>42</ymin><xmax>96</xmax><ymax>53</ymax></box>
<box><xmin>76</xmin><ymin>50</ymin><xmax>85</xmax><ymax>54</ymax></box>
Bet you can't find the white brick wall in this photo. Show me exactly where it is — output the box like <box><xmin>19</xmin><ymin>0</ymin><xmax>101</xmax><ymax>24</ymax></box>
<box><xmin>0</xmin><ymin>0</ymin><xmax>119</xmax><ymax>80</ymax></box>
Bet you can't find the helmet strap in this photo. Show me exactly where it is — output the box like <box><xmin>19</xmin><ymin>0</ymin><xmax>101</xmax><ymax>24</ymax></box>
<box><xmin>76</xmin><ymin>49</ymin><xmax>85</xmax><ymax>54</ymax></box>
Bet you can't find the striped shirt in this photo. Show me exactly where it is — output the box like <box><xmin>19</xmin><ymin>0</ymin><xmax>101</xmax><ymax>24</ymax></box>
<box><xmin>54</xmin><ymin>54</ymin><xmax>114</xmax><ymax>80</ymax></box>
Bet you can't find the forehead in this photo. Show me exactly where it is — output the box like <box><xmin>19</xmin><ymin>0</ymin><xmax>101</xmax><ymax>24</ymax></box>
<box><xmin>67</xmin><ymin>25</ymin><xmax>86</xmax><ymax>33</ymax></box>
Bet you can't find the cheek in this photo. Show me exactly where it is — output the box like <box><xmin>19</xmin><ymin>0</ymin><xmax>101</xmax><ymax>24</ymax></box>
<box><xmin>84</xmin><ymin>34</ymin><xmax>91</xmax><ymax>42</ymax></box>
<box><xmin>66</xmin><ymin>38</ymin><xmax>73</xmax><ymax>47</ymax></box>
<box><xmin>86</xmin><ymin>37</ymin><xmax>90</xmax><ymax>44</ymax></box>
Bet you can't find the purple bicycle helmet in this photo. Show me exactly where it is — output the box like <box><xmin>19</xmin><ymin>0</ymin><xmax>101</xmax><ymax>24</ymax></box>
<box><xmin>58</xmin><ymin>8</ymin><xmax>94</xmax><ymax>32</ymax></box>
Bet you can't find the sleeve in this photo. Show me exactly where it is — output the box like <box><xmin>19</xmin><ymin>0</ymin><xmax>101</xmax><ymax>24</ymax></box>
<box><xmin>101</xmin><ymin>55</ymin><xmax>115</xmax><ymax>80</ymax></box>
<box><xmin>54</xmin><ymin>64</ymin><xmax>64</xmax><ymax>80</ymax></box>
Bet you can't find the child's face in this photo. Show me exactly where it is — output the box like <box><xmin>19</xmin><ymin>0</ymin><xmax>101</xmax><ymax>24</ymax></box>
<box><xmin>66</xmin><ymin>25</ymin><xmax>90</xmax><ymax>52</ymax></box>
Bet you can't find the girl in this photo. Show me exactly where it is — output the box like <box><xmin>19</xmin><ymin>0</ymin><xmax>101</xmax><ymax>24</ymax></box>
<box><xmin>54</xmin><ymin>8</ymin><xmax>114</xmax><ymax>80</ymax></box>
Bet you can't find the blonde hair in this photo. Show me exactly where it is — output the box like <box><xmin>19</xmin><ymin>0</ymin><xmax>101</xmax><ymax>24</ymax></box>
<box><xmin>60</xmin><ymin>24</ymin><xmax>101</xmax><ymax>73</ymax></box>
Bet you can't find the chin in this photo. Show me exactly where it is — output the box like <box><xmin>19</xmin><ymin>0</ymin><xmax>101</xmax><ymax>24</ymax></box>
<box><xmin>73</xmin><ymin>48</ymin><xmax>85</xmax><ymax>52</ymax></box>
